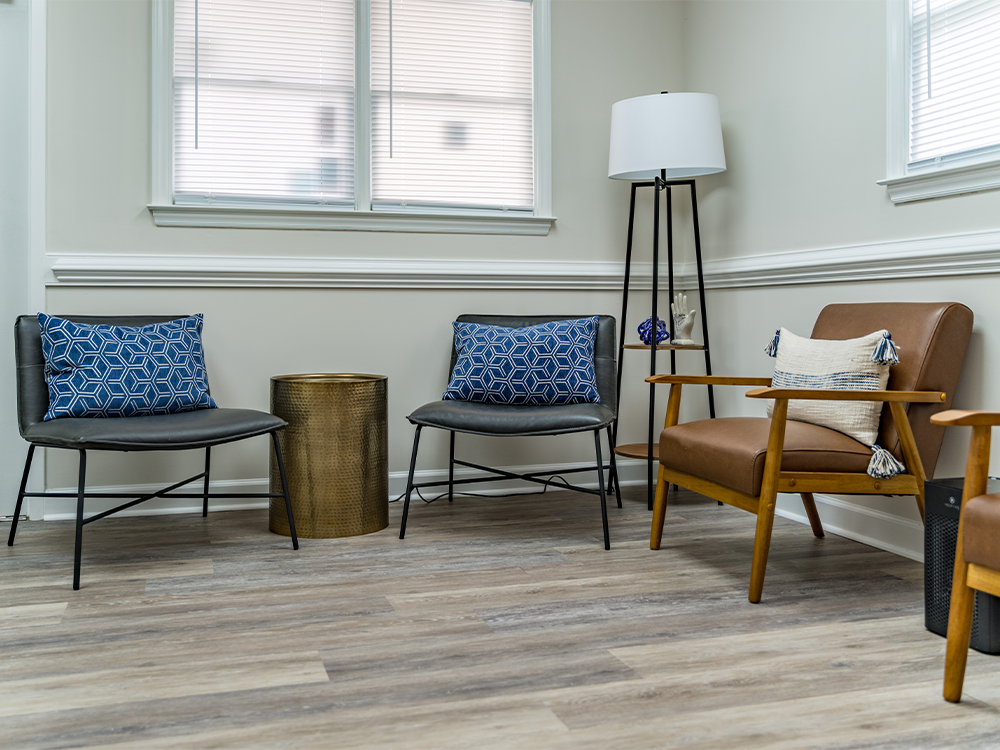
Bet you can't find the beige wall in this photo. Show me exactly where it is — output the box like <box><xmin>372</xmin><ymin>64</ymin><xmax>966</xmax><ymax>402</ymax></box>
<box><xmin>0</xmin><ymin>0</ymin><xmax>31</xmax><ymax>516</ymax></box>
<box><xmin>42</xmin><ymin>0</ymin><xmax>687</xmax><ymax>494</ymax></box>
<box><xmin>685</xmin><ymin>0</ymin><xmax>1000</xmax><ymax>261</ymax></box>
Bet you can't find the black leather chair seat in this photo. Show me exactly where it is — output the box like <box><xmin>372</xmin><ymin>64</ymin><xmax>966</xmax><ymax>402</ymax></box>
<box><xmin>22</xmin><ymin>408</ymin><xmax>286</xmax><ymax>451</ymax></box>
<box><xmin>408</xmin><ymin>400</ymin><xmax>615</xmax><ymax>437</ymax></box>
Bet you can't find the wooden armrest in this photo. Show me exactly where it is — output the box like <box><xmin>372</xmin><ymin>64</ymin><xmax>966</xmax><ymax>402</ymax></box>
<box><xmin>745</xmin><ymin>387</ymin><xmax>946</xmax><ymax>403</ymax></box>
<box><xmin>645</xmin><ymin>375</ymin><xmax>772</xmax><ymax>386</ymax></box>
<box><xmin>931</xmin><ymin>410</ymin><xmax>1000</xmax><ymax>426</ymax></box>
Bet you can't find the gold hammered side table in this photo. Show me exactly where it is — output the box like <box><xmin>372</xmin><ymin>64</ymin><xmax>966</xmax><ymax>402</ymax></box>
<box><xmin>269</xmin><ymin>374</ymin><xmax>388</xmax><ymax>538</ymax></box>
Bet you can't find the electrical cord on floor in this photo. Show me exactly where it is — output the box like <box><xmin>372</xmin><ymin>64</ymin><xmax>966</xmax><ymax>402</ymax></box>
<box><xmin>388</xmin><ymin>474</ymin><xmax>577</xmax><ymax>504</ymax></box>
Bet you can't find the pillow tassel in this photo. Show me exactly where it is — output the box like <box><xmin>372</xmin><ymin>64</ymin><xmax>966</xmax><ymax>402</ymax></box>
<box><xmin>765</xmin><ymin>328</ymin><xmax>781</xmax><ymax>358</ymax></box>
<box><xmin>871</xmin><ymin>331</ymin><xmax>900</xmax><ymax>366</ymax></box>
<box><xmin>868</xmin><ymin>444</ymin><xmax>906</xmax><ymax>479</ymax></box>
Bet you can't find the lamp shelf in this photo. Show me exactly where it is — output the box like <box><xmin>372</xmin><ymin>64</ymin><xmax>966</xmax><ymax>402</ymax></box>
<box><xmin>614</xmin><ymin>442</ymin><xmax>660</xmax><ymax>461</ymax></box>
<box><xmin>623</xmin><ymin>342</ymin><xmax>704</xmax><ymax>351</ymax></box>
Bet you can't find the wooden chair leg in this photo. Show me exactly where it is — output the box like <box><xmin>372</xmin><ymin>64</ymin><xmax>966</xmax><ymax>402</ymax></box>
<box><xmin>801</xmin><ymin>493</ymin><xmax>824</xmax><ymax>538</ymax></box>
<box><xmin>914</xmin><ymin>484</ymin><xmax>926</xmax><ymax>523</ymax></box>
<box><xmin>650</xmin><ymin>465</ymin><xmax>669</xmax><ymax>550</ymax></box>
<box><xmin>748</xmin><ymin>399</ymin><xmax>788</xmax><ymax>604</ymax></box>
<box><xmin>650</xmin><ymin>384</ymin><xmax>683</xmax><ymax>550</ymax></box>
<box><xmin>889</xmin><ymin>402</ymin><xmax>927</xmax><ymax>523</ymax></box>
<box><xmin>748</xmin><ymin>493</ymin><xmax>778</xmax><ymax>604</ymax></box>
<box><xmin>944</xmin><ymin>563</ymin><xmax>976</xmax><ymax>703</ymax></box>
<box><xmin>944</xmin><ymin>423</ymin><xmax>992</xmax><ymax>702</ymax></box>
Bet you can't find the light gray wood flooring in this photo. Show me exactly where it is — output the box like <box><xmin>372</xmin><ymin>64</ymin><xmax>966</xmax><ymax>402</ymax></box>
<box><xmin>3</xmin><ymin>486</ymin><xmax>1000</xmax><ymax>749</ymax></box>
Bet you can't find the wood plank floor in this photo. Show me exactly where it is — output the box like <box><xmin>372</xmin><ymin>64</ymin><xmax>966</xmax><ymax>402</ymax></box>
<box><xmin>3</xmin><ymin>486</ymin><xmax>1000</xmax><ymax>749</ymax></box>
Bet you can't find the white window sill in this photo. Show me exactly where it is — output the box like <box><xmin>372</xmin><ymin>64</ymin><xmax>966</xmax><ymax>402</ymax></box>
<box><xmin>878</xmin><ymin>159</ymin><xmax>1000</xmax><ymax>204</ymax></box>
<box><xmin>148</xmin><ymin>204</ymin><xmax>555</xmax><ymax>236</ymax></box>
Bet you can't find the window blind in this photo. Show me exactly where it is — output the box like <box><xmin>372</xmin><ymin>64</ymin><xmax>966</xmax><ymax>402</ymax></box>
<box><xmin>173</xmin><ymin>0</ymin><xmax>355</xmax><ymax>205</ymax></box>
<box><xmin>910</xmin><ymin>0</ymin><xmax>1000</xmax><ymax>166</ymax></box>
<box><xmin>370</xmin><ymin>0</ymin><xmax>534</xmax><ymax>212</ymax></box>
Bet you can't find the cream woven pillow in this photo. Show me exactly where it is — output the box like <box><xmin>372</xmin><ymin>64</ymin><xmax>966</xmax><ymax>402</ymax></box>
<box><xmin>765</xmin><ymin>327</ymin><xmax>898</xmax><ymax>447</ymax></box>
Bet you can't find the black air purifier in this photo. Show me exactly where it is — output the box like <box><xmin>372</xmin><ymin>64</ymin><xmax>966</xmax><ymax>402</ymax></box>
<box><xmin>925</xmin><ymin>477</ymin><xmax>1000</xmax><ymax>654</ymax></box>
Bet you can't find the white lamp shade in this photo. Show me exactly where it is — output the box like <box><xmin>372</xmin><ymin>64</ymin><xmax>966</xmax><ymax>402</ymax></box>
<box><xmin>608</xmin><ymin>93</ymin><xmax>726</xmax><ymax>180</ymax></box>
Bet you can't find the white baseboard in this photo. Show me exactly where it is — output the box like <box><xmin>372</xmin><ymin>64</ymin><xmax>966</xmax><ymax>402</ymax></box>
<box><xmin>37</xmin><ymin>465</ymin><xmax>924</xmax><ymax>562</ymax></box>
<box><xmin>775</xmin><ymin>492</ymin><xmax>924</xmax><ymax>562</ymax></box>
<box><xmin>35</xmin><ymin>464</ymin><xmax>923</xmax><ymax>564</ymax></box>
<box><xmin>33</xmin><ymin>478</ymin><xmax>274</xmax><ymax>522</ymax></box>
<box><xmin>34</xmin><ymin>459</ymin><xmax>651</xmax><ymax>522</ymax></box>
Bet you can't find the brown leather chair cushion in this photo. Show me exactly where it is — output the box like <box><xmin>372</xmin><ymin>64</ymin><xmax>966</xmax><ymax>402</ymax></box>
<box><xmin>659</xmin><ymin>417</ymin><xmax>872</xmax><ymax>496</ymax></box>
<box><xmin>963</xmin><ymin>493</ymin><xmax>1000</xmax><ymax>571</ymax></box>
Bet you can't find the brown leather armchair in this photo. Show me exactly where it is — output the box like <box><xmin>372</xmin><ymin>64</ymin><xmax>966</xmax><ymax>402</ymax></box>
<box><xmin>648</xmin><ymin>302</ymin><xmax>973</xmax><ymax>603</ymax></box>
<box><xmin>931</xmin><ymin>409</ymin><xmax>1000</xmax><ymax>702</ymax></box>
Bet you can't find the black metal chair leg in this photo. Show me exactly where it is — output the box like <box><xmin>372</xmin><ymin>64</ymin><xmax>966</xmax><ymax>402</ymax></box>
<box><xmin>202</xmin><ymin>446</ymin><xmax>211</xmax><ymax>517</ymax></box>
<box><xmin>605</xmin><ymin>426</ymin><xmax>617</xmax><ymax>496</ymax></box>
<box><xmin>7</xmin><ymin>444</ymin><xmax>35</xmax><ymax>547</ymax></box>
<box><xmin>73</xmin><ymin>450</ymin><xmax>87</xmax><ymax>591</ymax></box>
<box><xmin>270</xmin><ymin>431</ymin><xmax>299</xmax><ymax>550</ymax></box>
<box><xmin>399</xmin><ymin>425</ymin><xmax>422</xmax><ymax>539</ymax></box>
<box><xmin>448</xmin><ymin>431</ymin><xmax>455</xmax><ymax>502</ymax></box>
<box><xmin>594</xmin><ymin>431</ymin><xmax>610</xmax><ymax>550</ymax></box>
<box><xmin>607</xmin><ymin>426</ymin><xmax>622</xmax><ymax>508</ymax></box>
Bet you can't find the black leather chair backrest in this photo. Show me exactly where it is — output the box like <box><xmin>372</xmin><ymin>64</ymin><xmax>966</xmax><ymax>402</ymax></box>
<box><xmin>14</xmin><ymin>315</ymin><xmax>191</xmax><ymax>436</ymax></box>
<box><xmin>450</xmin><ymin>314</ymin><xmax>617</xmax><ymax>416</ymax></box>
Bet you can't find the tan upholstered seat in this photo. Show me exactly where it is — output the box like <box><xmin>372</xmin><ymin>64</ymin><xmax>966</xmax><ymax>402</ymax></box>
<box><xmin>648</xmin><ymin>302</ymin><xmax>974</xmax><ymax>604</ymax></box>
<box><xmin>962</xmin><ymin>492</ymin><xmax>1000</xmax><ymax>572</ymax></box>
<box><xmin>660</xmin><ymin>418</ymin><xmax>873</xmax><ymax>497</ymax></box>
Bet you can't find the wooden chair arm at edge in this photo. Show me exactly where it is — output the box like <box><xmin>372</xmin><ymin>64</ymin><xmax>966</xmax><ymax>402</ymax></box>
<box><xmin>645</xmin><ymin>375</ymin><xmax>773</xmax><ymax>386</ymax></box>
<box><xmin>744</xmin><ymin>387</ymin><xmax>946</xmax><ymax>403</ymax></box>
<box><xmin>931</xmin><ymin>410</ymin><xmax>1000</xmax><ymax>427</ymax></box>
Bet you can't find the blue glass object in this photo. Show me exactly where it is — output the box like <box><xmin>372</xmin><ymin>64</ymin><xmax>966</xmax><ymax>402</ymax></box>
<box><xmin>638</xmin><ymin>316</ymin><xmax>669</xmax><ymax>345</ymax></box>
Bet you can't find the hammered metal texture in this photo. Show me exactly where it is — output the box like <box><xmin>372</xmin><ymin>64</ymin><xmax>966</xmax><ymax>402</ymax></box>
<box><xmin>269</xmin><ymin>374</ymin><xmax>389</xmax><ymax>538</ymax></box>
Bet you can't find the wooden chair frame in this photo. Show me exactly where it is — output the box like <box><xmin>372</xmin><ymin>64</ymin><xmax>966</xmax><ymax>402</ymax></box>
<box><xmin>649</xmin><ymin>374</ymin><xmax>946</xmax><ymax>603</ymax></box>
<box><xmin>931</xmin><ymin>409</ymin><xmax>1000</xmax><ymax>703</ymax></box>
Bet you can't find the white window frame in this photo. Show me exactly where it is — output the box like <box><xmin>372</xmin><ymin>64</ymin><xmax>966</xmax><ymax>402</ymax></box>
<box><xmin>149</xmin><ymin>0</ymin><xmax>553</xmax><ymax>234</ymax></box>
<box><xmin>879</xmin><ymin>0</ymin><xmax>1000</xmax><ymax>203</ymax></box>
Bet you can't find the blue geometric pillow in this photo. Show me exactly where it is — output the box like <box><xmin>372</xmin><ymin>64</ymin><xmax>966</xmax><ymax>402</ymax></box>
<box><xmin>39</xmin><ymin>313</ymin><xmax>217</xmax><ymax>420</ymax></box>
<box><xmin>443</xmin><ymin>317</ymin><xmax>601</xmax><ymax>405</ymax></box>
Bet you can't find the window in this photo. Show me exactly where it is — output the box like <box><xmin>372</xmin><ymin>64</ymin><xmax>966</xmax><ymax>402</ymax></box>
<box><xmin>370</xmin><ymin>0</ymin><xmax>535</xmax><ymax>211</ymax></box>
<box><xmin>173</xmin><ymin>0</ymin><xmax>357</xmax><ymax>207</ymax></box>
<box><xmin>150</xmin><ymin>0</ymin><xmax>552</xmax><ymax>234</ymax></box>
<box><xmin>881</xmin><ymin>0</ymin><xmax>1000</xmax><ymax>202</ymax></box>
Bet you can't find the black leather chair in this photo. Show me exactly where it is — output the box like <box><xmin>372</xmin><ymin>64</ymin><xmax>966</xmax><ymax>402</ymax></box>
<box><xmin>8</xmin><ymin>315</ymin><xmax>298</xmax><ymax>590</ymax></box>
<box><xmin>399</xmin><ymin>314</ymin><xmax>621</xmax><ymax>548</ymax></box>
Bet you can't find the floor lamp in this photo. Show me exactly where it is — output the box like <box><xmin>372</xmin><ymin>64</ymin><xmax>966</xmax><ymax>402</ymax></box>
<box><xmin>608</xmin><ymin>92</ymin><xmax>727</xmax><ymax>510</ymax></box>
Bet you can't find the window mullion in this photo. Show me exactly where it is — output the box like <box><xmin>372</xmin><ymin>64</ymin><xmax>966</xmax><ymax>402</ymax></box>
<box><xmin>355</xmin><ymin>0</ymin><xmax>372</xmax><ymax>212</ymax></box>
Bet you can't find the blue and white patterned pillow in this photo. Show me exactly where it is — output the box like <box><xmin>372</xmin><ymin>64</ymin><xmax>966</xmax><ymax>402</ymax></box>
<box><xmin>39</xmin><ymin>313</ymin><xmax>217</xmax><ymax>420</ymax></box>
<box><xmin>443</xmin><ymin>317</ymin><xmax>601</xmax><ymax>405</ymax></box>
